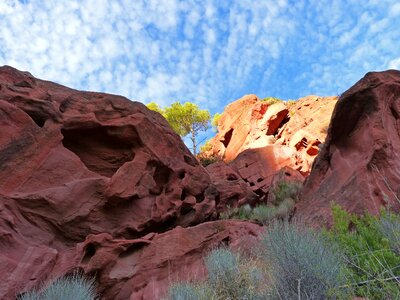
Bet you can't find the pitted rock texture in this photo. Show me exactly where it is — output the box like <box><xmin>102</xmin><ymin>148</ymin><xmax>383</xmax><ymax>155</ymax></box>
<box><xmin>0</xmin><ymin>66</ymin><xmax>241</xmax><ymax>299</ymax></box>
<box><xmin>298</xmin><ymin>70</ymin><xmax>400</xmax><ymax>226</ymax></box>
<box><xmin>206</xmin><ymin>161</ymin><xmax>259</xmax><ymax>211</ymax></box>
<box><xmin>207</xmin><ymin>94</ymin><xmax>337</xmax><ymax>175</ymax></box>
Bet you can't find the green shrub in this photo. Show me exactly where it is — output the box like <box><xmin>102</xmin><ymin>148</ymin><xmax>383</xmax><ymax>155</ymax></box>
<box><xmin>261</xmin><ymin>220</ymin><xmax>346</xmax><ymax>299</ymax></box>
<box><xmin>211</xmin><ymin>113</ymin><xmax>222</xmax><ymax>129</ymax></box>
<box><xmin>199</xmin><ymin>140</ymin><xmax>213</xmax><ymax>153</ymax></box>
<box><xmin>261</xmin><ymin>97</ymin><xmax>282</xmax><ymax>105</ymax></box>
<box><xmin>167</xmin><ymin>248</ymin><xmax>267</xmax><ymax>300</ymax></box>
<box><xmin>18</xmin><ymin>273</ymin><xmax>97</xmax><ymax>300</ymax></box>
<box><xmin>271</xmin><ymin>181</ymin><xmax>301</xmax><ymax>205</ymax></box>
<box><xmin>325</xmin><ymin>205</ymin><xmax>400</xmax><ymax>299</ymax></box>
<box><xmin>376</xmin><ymin>211</ymin><xmax>400</xmax><ymax>255</ymax></box>
<box><xmin>166</xmin><ymin>282</ymin><xmax>211</xmax><ymax>300</ymax></box>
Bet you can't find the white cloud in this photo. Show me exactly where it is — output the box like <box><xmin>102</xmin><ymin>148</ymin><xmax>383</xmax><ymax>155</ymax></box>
<box><xmin>388</xmin><ymin>58</ymin><xmax>400</xmax><ymax>69</ymax></box>
<box><xmin>0</xmin><ymin>0</ymin><xmax>399</xmax><ymax>114</ymax></box>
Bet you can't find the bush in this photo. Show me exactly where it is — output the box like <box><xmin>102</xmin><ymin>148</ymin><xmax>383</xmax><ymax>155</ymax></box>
<box><xmin>325</xmin><ymin>205</ymin><xmax>400</xmax><ymax>299</ymax></box>
<box><xmin>261</xmin><ymin>97</ymin><xmax>282</xmax><ymax>105</ymax></box>
<box><xmin>167</xmin><ymin>248</ymin><xmax>267</xmax><ymax>300</ymax></box>
<box><xmin>18</xmin><ymin>272</ymin><xmax>97</xmax><ymax>300</ymax></box>
<box><xmin>166</xmin><ymin>282</ymin><xmax>211</xmax><ymax>300</ymax></box>
<box><xmin>376</xmin><ymin>211</ymin><xmax>400</xmax><ymax>255</ymax></box>
<box><xmin>260</xmin><ymin>220</ymin><xmax>346</xmax><ymax>299</ymax></box>
<box><xmin>271</xmin><ymin>180</ymin><xmax>301</xmax><ymax>205</ymax></box>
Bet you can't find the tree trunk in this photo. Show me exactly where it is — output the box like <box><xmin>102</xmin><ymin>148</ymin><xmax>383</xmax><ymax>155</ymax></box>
<box><xmin>190</xmin><ymin>127</ymin><xmax>197</xmax><ymax>155</ymax></box>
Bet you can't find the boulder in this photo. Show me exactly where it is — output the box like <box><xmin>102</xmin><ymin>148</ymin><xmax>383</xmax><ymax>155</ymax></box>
<box><xmin>229</xmin><ymin>145</ymin><xmax>297</xmax><ymax>200</ymax></box>
<box><xmin>298</xmin><ymin>70</ymin><xmax>400</xmax><ymax>226</ymax></box>
<box><xmin>6</xmin><ymin>219</ymin><xmax>262</xmax><ymax>300</ymax></box>
<box><xmin>209</xmin><ymin>94</ymin><xmax>289</xmax><ymax>161</ymax></box>
<box><xmin>206</xmin><ymin>161</ymin><xmax>259</xmax><ymax>211</ymax></box>
<box><xmin>0</xmin><ymin>66</ymin><xmax>221</xmax><ymax>298</ymax></box>
<box><xmin>275</xmin><ymin>95</ymin><xmax>338</xmax><ymax>175</ymax></box>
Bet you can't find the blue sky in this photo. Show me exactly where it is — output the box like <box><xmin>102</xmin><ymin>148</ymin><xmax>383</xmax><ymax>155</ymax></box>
<box><xmin>1</xmin><ymin>0</ymin><xmax>399</xmax><ymax>116</ymax></box>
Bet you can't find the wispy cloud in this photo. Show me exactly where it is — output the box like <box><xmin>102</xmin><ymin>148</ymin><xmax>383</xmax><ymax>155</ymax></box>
<box><xmin>0</xmin><ymin>0</ymin><xmax>399</xmax><ymax>112</ymax></box>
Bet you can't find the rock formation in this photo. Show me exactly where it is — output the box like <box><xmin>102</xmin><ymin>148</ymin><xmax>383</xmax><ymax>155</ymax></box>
<box><xmin>298</xmin><ymin>70</ymin><xmax>400</xmax><ymax>225</ymax></box>
<box><xmin>0</xmin><ymin>66</ymin><xmax>262</xmax><ymax>299</ymax></box>
<box><xmin>2</xmin><ymin>65</ymin><xmax>399</xmax><ymax>299</ymax></box>
<box><xmin>207</xmin><ymin>94</ymin><xmax>337</xmax><ymax>176</ymax></box>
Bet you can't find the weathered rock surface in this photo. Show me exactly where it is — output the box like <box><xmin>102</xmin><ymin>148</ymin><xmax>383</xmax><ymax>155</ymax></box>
<box><xmin>207</xmin><ymin>94</ymin><xmax>337</xmax><ymax>176</ymax></box>
<box><xmin>5</xmin><ymin>218</ymin><xmax>262</xmax><ymax>300</ymax></box>
<box><xmin>0</xmin><ymin>66</ymin><xmax>255</xmax><ymax>299</ymax></box>
<box><xmin>229</xmin><ymin>145</ymin><xmax>298</xmax><ymax>201</ymax></box>
<box><xmin>206</xmin><ymin>162</ymin><xmax>259</xmax><ymax>211</ymax></box>
<box><xmin>275</xmin><ymin>95</ymin><xmax>338</xmax><ymax>175</ymax></box>
<box><xmin>298</xmin><ymin>70</ymin><xmax>400</xmax><ymax>226</ymax></box>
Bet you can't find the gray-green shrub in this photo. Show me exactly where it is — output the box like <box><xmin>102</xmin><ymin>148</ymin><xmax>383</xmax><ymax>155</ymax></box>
<box><xmin>18</xmin><ymin>273</ymin><xmax>97</xmax><ymax>300</ymax></box>
<box><xmin>260</xmin><ymin>220</ymin><xmax>346</xmax><ymax>299</ymax></box>
<box><xmin>376</xmin><ymin>211</ymin><xmax>400</xmax><ymax>255</ymax></box>
<box><xmin>168</xmin><ymin>248</ymin><xmax>267</xmax><ymax>300</ymax></box>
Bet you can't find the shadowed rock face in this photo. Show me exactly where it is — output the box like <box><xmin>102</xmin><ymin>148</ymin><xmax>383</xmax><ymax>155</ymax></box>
<box><xmin>298</xmin><ymin>70</ymin><xmax>400</xmax><ymax>226</ymax></box>
<box><xmin>0</xmin><ymin>66</ymin><xmax>264</xmax><ymax>299</ymax></box>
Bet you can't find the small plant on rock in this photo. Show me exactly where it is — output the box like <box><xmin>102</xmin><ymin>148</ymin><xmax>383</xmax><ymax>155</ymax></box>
<box><xmin>17</xmin><ymin>272</ymin><xmax>97</xmax><ymax>300</ymax></box>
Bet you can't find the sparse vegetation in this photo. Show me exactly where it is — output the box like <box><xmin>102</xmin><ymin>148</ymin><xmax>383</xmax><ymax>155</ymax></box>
<box><xmin>18</xmin><ymin>272</ymin><xmax>97</xmax><ymax>300</ymax></box>
<box><xmin>168</xmin><ymin>205</ymin><xmax>400</xmax><ymax>300</ymax></box>
<box><xmin>324</xmin><ymin>205</ymin><xmax>400</xmax><ymax>299</ymax></box>
<box><xmin>261</xmin><ymin>97</ymin><xmax>282</xmax><ymax>105</ymax></box>
<box><xmin>261</xmin><ymin>220</ymin><xmax>347</xmax><ymax>299</ymax></box>
<box><xmin>167</xmin><ymin>248</ymin><xmax>267</xmax><ymax>300</ymax></box>
<box><xmin>211</xmin><ymin>113</ymin><xmax>222</xmax><ymax>129</ymax></box>
<box><xmin>269</xmin><ymin>180</ymin><xmax>302</xmax><ymax>206</ymax></box>
<box><xmin>219</xmin><ymin>180</ymin><xmax>302</xmax><ymax>224</ymax></box>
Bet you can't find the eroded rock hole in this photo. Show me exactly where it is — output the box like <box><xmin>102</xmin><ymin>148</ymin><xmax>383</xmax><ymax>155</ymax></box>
<box><xmin>221</xmin><ymin>128</ymin><xmax>234</xmax><ymax>148</ymax></box>
<box><xmin>82</xmin><ymin>243</ymin><xmax>97</xmax><ymax>263</ymax></box>
<box><xmin>195</xmin><ymin>193</ymin><xmax>205</xmax><ymax>203</ymax></box>
<box><xmin>23</xmin><ymin>110</ymin><xmax>47</xmax><ymax>127</ymax></box>
<box><xmin>180</xmin><ymin>202</ymin><xmax>194</xmax><ymax>215</ymax></box>
<box><xmin>62</xmin><ymin>127</ymin><xmax>137</xmax><ymax>177</ymax></box>
<box><xmin>227</xmin><ymin>173</ymin><xmax>238</xmax><ymax>181</ymax></box>
<box><xmin>119</xmin><ymin>242</ymin><xmax>148</xmax><ymax>258</ymax></box>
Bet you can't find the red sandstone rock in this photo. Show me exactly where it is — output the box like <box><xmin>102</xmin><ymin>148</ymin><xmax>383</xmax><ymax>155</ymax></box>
<box><xmin>298</xmin><ymin>70</ymin><xmax>400</xmax><ymax>226</ymax></box>
<box><xmin>207</xmin><ymin>94</ymin><xmax>337</xmax><ymax>176</ymax></box>
<box><xmin>229</xmin><ymin>145</ymin><xmax>298</xmax><ymax>200</ymax></box>
<box><xmin>209</xmin><ymin>94</ymin><xmax>289</xmax><ymax>161</ymax></box>
<box><xmin>0</xmin><ymin>66</ymin><xmax>230</xmax><ymax>299</ymax></box>
<box><xmin>6</xmin><ymin>219</ymin><xmax>262</xmax><ymax>300</ymax></box>
<box><xmin>275</xmin><ymin>95</ymin><xmax>338</xmax><ymax>175</ymax></box>
<box><xmin>206</xmin><ymin>161</ymin><xmax>259</xmax><ymax>211</ymax></box>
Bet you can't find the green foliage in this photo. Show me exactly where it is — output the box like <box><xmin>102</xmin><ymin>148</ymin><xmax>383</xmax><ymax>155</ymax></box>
<box><xmin>18</xmin><ymin>273</ymin><xmax>97</xmax><ymax>300</ymax></box>
<box><xmin>286</xmin><ymin>99</ymin><xmax>296</xmax><ymax>106</ymax></box>
<box><xmin>211</xmin><ymin>113</ymin><xmax>222</xmax><ymax>129</ymax></box>
<box><xmin>146</xmin><ymin>101</ymin><xmax>164</xmax><ymax>115</ymax></box>
<box><xmin>376</xmin><ymin>211</ymin><xmax>400</xmax><ymax>255</ymax></box>
<box><xmin>147</xmin><ymin>101</ymin><xmax>211</xmax><ymax>154</ymax></box>
<box><xmin>166</xmin><ymin>282</ymin><xmax>211</xmax><ymax>300</ymax></box>
<box><xmin>271</xmin><ymin>180</ymin><xmax>301</xmax><ymax>205</ymax></box>
<box><xmin>261</xmin><ymin>220</ymin><xmax>346</xmax><ymax>299</ymax></box>
<box><xmin>167</xmin><ymin>248</ymin><xmax>267</xmax><ymax>300</ymax></box>
<box><xmin>325</xmin><ymin>205</ymin><xmax>400</xmax><ymax>299</ymax></box>
<box><xmin>261</xmin><ymin>97</ymin><xmax>282</xmax><ymax>105</ymax></box>
<box><xmin>164</xmin><ymin>102</ymin><xmax>210</xmax><ymax>138</ymax></box>
<box><xmin>219</xmin><ymin>180</ymin><xmax>301</xmax><ymax>223</ymax></box>
<box><xmin>219</xmin><ymin>201</ymin><xmax>296</xmax><ymax>224</ymax></box>
<box><xmin>199</xmin><ymin>140</ymin><xmax>212</xmax><ymax>153</ymax></box>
